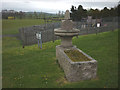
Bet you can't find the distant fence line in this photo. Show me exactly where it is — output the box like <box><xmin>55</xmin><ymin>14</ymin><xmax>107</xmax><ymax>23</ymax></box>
<box><xmin>19</xmin><ymin>21</ymin><xmax>118</xmax><ymax>46</ymax></box>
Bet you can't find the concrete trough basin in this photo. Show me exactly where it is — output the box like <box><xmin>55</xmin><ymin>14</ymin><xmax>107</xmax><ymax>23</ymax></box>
<box><xmin>56</xmin><ymin>45</ymin><xmax>97</xmax><ymax>82</ymax></box>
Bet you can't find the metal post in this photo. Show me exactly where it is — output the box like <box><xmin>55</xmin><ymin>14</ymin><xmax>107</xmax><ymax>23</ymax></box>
<box><xmin>38</xmin><ymin>39</ymin><xmax>39</xmax><ymax>48</ymax></box>
<box><xmin>40</xmin><ymin>39</ymin><xmax>42</xmax><ymax>49</ymax></box>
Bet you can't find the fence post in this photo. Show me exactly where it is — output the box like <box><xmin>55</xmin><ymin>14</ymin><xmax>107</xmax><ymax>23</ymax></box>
<box><xmin>22</xmin><ymin>28</ymin><xmax>25</xmax><ymax>48</ymax></box>
<box><xmin>96</xmin><ymin>28</ymin><xmax>98</xmax><ymax>35</ymax></box>
<box><xmin>52</xmin><ymin>23</ymin><xmax>55</xmax><ymax>43</ymax></box>
<box><xmin>87</xmin><ymin>24</ymin><xmax>89</xmax><ymax>34</ymax></box>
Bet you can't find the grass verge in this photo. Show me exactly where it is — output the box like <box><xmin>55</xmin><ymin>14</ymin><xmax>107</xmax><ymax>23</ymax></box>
<box><xmin>2</xmin><ymin>19</ymin><xmax>45</xmax><ymax>35</ymax></box>
<box><xmin>2</xmin><ymin>29</ymin><xmax>118</xmax><ymax>88</ymax></box>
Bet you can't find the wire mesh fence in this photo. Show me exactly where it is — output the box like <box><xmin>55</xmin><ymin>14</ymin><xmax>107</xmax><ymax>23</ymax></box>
<box><xmin>19</xmin><ymin>20</ymin><xmax>118</xmax><ymax>46</ymax></box>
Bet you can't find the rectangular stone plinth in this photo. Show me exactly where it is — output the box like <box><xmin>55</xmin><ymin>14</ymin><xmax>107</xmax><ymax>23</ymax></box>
<box><xmin>56</xmin><ymin>45</ymin><xmax>97</xmax><ymax>82</ymax></box>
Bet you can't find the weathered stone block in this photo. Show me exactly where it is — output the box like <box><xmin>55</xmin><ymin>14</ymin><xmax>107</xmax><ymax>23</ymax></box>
<box><xmin>56</xmin><ymin>45</ymin><xmax>97</xmax><ymax>82</ymax></box>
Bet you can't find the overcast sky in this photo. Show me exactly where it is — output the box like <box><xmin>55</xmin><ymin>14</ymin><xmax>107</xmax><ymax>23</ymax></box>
<box><xmin>1</xmin><ymin>0</ymin><xmax>119</xmax><ymax>13</ymax></box>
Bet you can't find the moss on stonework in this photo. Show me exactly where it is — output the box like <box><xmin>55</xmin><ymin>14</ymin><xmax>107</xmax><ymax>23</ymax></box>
<box><xmin>64</xmin><ymin>49</ymin><xmax>91</xmax><ymax>62</ymax></box>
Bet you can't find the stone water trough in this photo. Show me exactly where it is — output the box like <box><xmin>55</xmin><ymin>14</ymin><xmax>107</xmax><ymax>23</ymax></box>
<box><xmin>54</xmin><ymin>10</ymin><xmax>97</xmax><ymax>82</ymax></box>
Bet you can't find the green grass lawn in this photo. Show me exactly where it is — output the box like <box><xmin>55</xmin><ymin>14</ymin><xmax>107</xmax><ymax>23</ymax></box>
<box><xmin>2</xmin><ymin>29</ymin><xmax>118</xmax><ymax>88</ymax></box>
<box><xmin>2</xmin><ymin>19</ymin><xmax>45</xmax><ymax>35</ymax></box>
